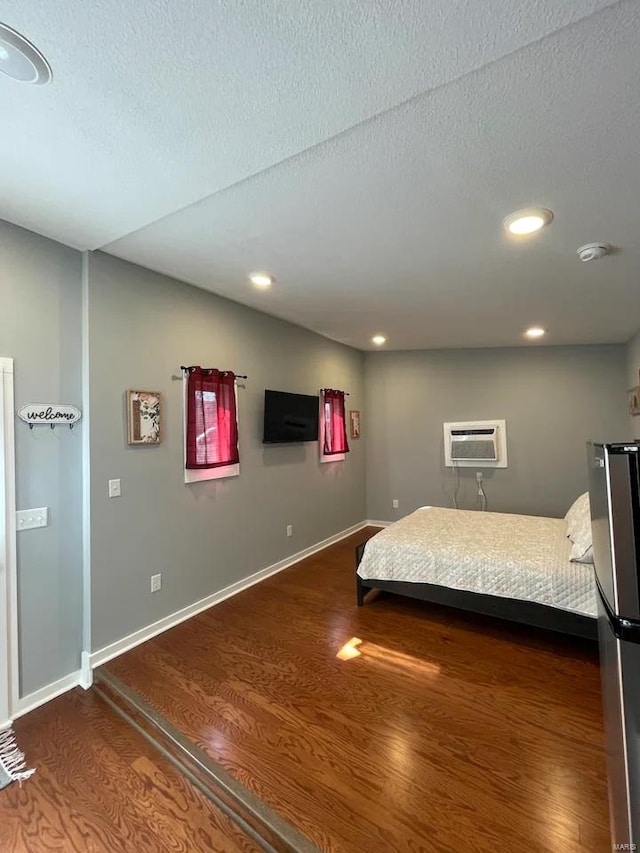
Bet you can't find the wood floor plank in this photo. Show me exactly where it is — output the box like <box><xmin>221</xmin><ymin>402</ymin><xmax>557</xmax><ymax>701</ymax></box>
<box><xmin>0</xmin><ymin>689</ymin><xmax>260</xmax><ymax>852</ymax></box>
<box><xmin>107</xmin><ymin>527</ymin><xmax>611</xmax><ymax>852</ymax></box>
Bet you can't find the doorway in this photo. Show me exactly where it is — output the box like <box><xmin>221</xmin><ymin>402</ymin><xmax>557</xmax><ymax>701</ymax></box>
<box><xmin>0</xmin><ymin>357</ymin><xmax>17</xmax><ymax>726</ymax></box>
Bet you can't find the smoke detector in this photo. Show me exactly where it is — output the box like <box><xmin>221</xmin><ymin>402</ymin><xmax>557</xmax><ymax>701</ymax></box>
<box><xmin>577</xmin><ymin>243</ymin><xmax>610</xmax><ymax>262</ymax></box>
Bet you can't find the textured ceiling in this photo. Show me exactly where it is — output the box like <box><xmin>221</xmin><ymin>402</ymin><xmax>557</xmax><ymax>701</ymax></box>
<box><xmin>2</xmin><ymin>0</ymin><xmax>637</xmax><ymax>349</ymax></box>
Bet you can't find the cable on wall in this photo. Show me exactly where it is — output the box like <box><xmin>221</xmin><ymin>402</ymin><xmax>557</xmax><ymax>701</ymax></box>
<box><xmin>477</xmin><ymin>473</ymin><xmax>487</xmax><ymax>512</ymax></box>
<box><xmin>452</xmin><ymin>464</ymin><xmax>460</xmax><ymax>510</ymax></box>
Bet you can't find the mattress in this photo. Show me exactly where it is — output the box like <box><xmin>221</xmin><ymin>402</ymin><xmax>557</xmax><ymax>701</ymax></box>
<box><xmin>357</xmin><ymin>506</ymin><xmax>597</xmax><ymax>617</ymax></box>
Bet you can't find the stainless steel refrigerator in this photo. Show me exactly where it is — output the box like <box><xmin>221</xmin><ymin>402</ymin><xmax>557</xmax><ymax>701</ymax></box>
<box><xmin>588</xmin><ymin>441</ymin><xmax>640</xmax><ymax>847</ymax></box>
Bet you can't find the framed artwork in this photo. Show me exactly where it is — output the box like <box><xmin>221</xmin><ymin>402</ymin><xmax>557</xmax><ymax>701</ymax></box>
<box><xmin>126</xmin><ymin>390</ymin><xmax>162</xmax><ymax>444</ymax></box>
<box><xmin>628</xmin><ymin>387</ymin><xmax>640</xmax><ymax>417</ymax></box>
<box><xmin>349</xmin><ymin>409</ymin><xmax>361</xmax><ymax>439</ymax></box>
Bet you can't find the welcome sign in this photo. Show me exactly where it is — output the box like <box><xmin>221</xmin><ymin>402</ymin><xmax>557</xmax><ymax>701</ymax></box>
<box><xmin>17</xmin><ymin>403</ymin><xmax>82</xmax><ymax>428</ymax></box>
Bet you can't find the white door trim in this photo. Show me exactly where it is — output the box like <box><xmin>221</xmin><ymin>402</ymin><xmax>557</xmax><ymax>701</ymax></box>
<box><xmin>0</xmin><ymin>357</ymin><xmax>18</xmax><ymax>725</ymax></box>
<box><xmin>80</xmin><ymin>252</ymin><xmax>93</xmax><ymax>689</ymax></box>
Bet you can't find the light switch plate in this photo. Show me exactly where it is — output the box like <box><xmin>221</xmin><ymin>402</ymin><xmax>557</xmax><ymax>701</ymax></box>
<box><xmin>108</xmin><ymin>479</ymin><xmax>121</xmax><ymax>498</ymax></box>
<box><xmin>16</xmin><ymin>507</ymin><xmax>48</xmax><ymax>531</ymax></box>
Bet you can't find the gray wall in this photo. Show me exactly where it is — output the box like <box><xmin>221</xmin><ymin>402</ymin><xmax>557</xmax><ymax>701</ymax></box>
<box><xmin>364</xmin><ymin>345</ymin><xmax>628</xmax><ymax>521</ymax></box>
<box><xmin>1</xmin><ymin>216</ymin><xmax>633</xmax><ymax>693</ymax></box>
<box><xmin>0</xmin><ymin>221</ymin><xmax>83</xmax><ymax>695</ymax></box>
<box><xmin>87</xmin><ymin>252</ymin><xmax>365</xmax><ymax>652</ymax></box>
<box><xmin>627</xmin><ymin>330</ymin><xmax>640</xmax><ymax>439</ymax></box>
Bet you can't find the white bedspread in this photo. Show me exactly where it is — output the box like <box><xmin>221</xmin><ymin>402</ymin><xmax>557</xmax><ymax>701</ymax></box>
<box><xmin>357</xmin><ymin>506</ymin><xmax>597</xmax><ymax>617</ymax></box>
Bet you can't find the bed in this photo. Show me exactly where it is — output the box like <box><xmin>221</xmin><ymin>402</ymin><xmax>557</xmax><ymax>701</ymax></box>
<box><xmin>355</xmin><ymin>506</ymin><xmax>598</xmax><ymax>640</ymax></box>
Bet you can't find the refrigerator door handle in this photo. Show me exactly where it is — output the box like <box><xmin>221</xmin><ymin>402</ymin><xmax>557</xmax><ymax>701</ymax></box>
<box><xmin>615</xmin><ymin>618</ymin><xmax>640</xmax><ymax>643</ymax></box>
<box><xmin>598</xmin><ymin>576</ymin><xmax>640</xmax><ymax>643</ymax></box>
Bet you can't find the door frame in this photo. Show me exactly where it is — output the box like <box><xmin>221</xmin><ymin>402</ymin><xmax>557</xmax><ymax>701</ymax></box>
<box><xmin>0</xmin><ymin>357</ymin><xmax>18</xmax><ymax>725</ymax></box>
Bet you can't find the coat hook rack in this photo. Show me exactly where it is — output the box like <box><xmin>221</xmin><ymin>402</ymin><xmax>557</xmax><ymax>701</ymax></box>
<box><xmin>28</xmin><ymin>422</ymin><xmax>75</xmax><ymax>430</ymax></box>
<box><xmin>18</xmin><ymin>404</ymin><xmax>82</xmax><ymax>431</ymax></box>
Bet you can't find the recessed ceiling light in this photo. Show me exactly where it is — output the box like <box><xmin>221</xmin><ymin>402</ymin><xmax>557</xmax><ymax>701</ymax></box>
<box><xmin>372</xmin><ymin>335</ymin><xmax>386</xmax><ymax>346</ymax></box>
<box><xmin>503</xmin><ymin>208</ymin><xmax>553</xmax><ymax>236</ymax></box>
<box><xmin>249</xmin><ymin>272</ymin><xmax>274</xmax><ymax>288</ymax></box>
<box><xmin>524</xmin><ymin>326</ymin><xmax>546</xmax><ymax>339</ymax></box>
<box><xmin>0</xmin><ymin>22</ymin><xmax>51</xmax><ymax>85</ymax></box>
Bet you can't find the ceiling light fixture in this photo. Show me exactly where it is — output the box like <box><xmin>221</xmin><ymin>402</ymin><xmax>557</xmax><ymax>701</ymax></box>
<box><xmin>249</xmin><ymin>272</ymin><xmax>274</xmax><ymax>288</ymax></box>
<box><xmin>503</xmin><ymin>208</ymin><xmax>553</xmax><ymax>236</ymax></box>
<box><xmin>372</xmin><ymin>335</ymin><xmax>386</xmax><ymax>346</ymax></box>
<box><xmin>524</xmin><ymin>326</ymin><xmax>546</xmax><ymax>339</ymax></box>
<box><xmin>0</xmin><ymin>22</ymin><xmax>52</xmax><ymax>85</ymax></box>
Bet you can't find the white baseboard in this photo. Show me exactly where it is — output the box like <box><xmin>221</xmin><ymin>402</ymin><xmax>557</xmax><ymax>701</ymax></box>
<box><xmin>90</xmin><ymin>519</ymin><xmax>369</xmax><ymax>670</ymax></box>
<box><xmin>9</xmin><ymin>519</ymin><xmax>374</xmax><ymax>722</ymax></box>
<box><xmin>365</xmin><ymin>519</ymin><xmax>392</xmax><ymax>527</ymax></box>
<box><xmin>13</xmin><ymin>670</ymin><xmax>82</xmax><ymax>721</ymax></box>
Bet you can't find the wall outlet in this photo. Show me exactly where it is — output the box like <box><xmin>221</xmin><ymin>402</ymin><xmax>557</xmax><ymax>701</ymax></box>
<box><xmin>286</xmin><ymin>524</ymin><xmax>293</xmax><ymax>538</ymax></box>
<box><xmin>476</xmin><ymin>472</ymin><xmax>483</xmax><ymax>483</ymax></box>
<box><xmin>392</xmin><ymin>499</ymin><xmax>399</xmax><ymax>509</ymax></box>
<box><xmin>16</xmin><ymin>507</ymin><xmax>48</xmax><ymax>531</ymax></box>
<box><xmin>108</xmin><ymin>478</ymin><xmax>121</xmax><ymax>498</ymax></box>
<box><xmin>150</xmin><ymin>573</ymin><xmax>162</xmax><ymax>593</ymax></box>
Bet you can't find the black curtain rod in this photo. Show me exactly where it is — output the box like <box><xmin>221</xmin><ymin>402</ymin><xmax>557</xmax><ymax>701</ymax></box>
<box><xmin>180</xmin><ymin>365</ymin><xmax>248</xmax><ymax>379</ymax></box>
<box><xmin>321</xmin><ymin>388</ymin><xmax>350</xmax><ymax>395</ymax></box>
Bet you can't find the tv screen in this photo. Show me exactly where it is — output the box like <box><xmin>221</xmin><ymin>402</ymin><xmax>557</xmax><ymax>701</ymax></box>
<box><xmin>263</xmin><ymin>390</ymin><xmax>319</xmax><ymax>443</ymax></box>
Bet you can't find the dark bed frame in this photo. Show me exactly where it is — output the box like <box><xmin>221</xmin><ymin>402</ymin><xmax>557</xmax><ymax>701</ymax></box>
<box><xmin>355</xmin><ymin>542</ymin><xmax>598</xmax><ymax>641</ymax></box>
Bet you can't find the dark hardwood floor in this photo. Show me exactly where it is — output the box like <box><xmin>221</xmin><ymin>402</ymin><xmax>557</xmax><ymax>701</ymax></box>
<box><xmin>106</xmin><ymin>527</ymin><xmax>611</xmax><ymax>852</ymax></box>
<box><xmin>0</xmin><ymin>688</ymin><xmax>259</xmax><ymax>852</ymax></box>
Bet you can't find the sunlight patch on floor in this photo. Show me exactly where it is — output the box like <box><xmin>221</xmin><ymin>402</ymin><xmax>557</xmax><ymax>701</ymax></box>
<box><xmin>336</xmin><ymin>637</ymin><xmax>440</xmax><ymax>675</ymax></box>
<box><xmin>336</xmin><ymin>637</ymin><xmax>362</xmax><ymax>660</ymax></box>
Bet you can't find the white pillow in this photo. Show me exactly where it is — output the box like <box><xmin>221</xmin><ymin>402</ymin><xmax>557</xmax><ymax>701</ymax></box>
<box><xmin>570</xmin><ymin>538</ymin><xmax>593</xmax><ymax>564</ymax></box>
<box><xmin>567</xmin><ymin>494</ymin><xmax>594</xmax><ymax>564</ymax></box>
<box><xmin>565</xmin><ymin>492</ymin><xmax>589</xmax><ymax>540</ymax></box>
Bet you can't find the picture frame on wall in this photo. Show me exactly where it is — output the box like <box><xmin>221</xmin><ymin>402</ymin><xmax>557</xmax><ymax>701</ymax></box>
<box><xmin>628</xmin><ymin>386</ymin><xmax>640</xmax><ymax>417</ymax></box>
<box><xmin>126</xmin><ymin>390</ymin><xmax>162</xmax><ymax>444</ymax></box>
<box><xmin>349</xmin><ymin>409</ymin><xmax>361</xmax><ymax>439</ymax></box>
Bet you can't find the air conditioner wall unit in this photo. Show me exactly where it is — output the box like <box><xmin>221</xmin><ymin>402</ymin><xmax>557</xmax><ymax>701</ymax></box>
<box><xmin>451</xmin><ymin>428</ymin><xmax>498</xmax><ymax>462</ymax></box>
<box><xmin>443</xmin><ymin>420</ymin><xmax>508</xmax><ymax>468</ymax></box>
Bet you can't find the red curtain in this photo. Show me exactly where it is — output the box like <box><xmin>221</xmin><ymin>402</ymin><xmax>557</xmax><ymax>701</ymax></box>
<box><xmin>322</xmin><ymin>389</ymin><xmax>349</xmax><ymax>455</ymax></box>
<box><xmin>186</xmin><ymin>367</ymin><xmax>239</xmax><ymax>469</ymax></box>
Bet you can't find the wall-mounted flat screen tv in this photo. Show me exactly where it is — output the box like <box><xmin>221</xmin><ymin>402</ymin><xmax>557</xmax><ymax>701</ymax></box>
<box><xmin>263</xmin><ymin>390</ymin><xmax>319</xmax><ymax>443</ymax></box>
